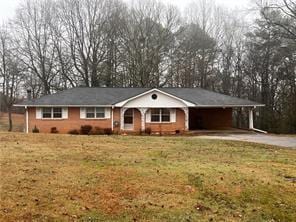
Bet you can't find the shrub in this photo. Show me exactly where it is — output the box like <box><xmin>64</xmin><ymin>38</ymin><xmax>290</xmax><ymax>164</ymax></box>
<box><xmin>145</xmin><ymin>127</ymin><xmax>152</xmax><ymax>135</ymax></box>
<box><xmin>51</xmin><ymin>127</ymin><xmax>59</xmax><ymax>134</ymax></box>
<box><xmin>68</xmin><ymin>129</ymin><xmax>79</xmax><ymax>135</ymax></box>
<box><xmin>80</xmin><ymin>125</ymin><xmax>93</xmax><ymax>135</ymax></box>
<box><xmin>104</xmin><ymin>128</ymin><xmax>112</xmax><ymax>135</ymax></box>
<box><xmin>175</xmin><ymin>129</ymin><xmax>181</xmax><ymax>135</ymax></box>
<box><xmin>90</xmin><ymin>127</ymin><xmax>104</xmax><ymax>135</ymax></box>
<box><xmin>32</xmin><ymin>126</ymin><xmax>39</xmax><ymax>133</ymax></box>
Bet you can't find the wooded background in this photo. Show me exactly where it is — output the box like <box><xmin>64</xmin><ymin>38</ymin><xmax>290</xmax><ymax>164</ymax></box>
<box><xmin>0</xmin><ymin>0</ymin><xmax>295</xmax><ymax>133</ymax></box>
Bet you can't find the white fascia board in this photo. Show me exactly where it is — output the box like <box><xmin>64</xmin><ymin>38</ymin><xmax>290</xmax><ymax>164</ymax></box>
<box><xmin>194</xmin><ymin>104</ymin><xmax>265</xmax><ymax>108</ymax></box>
<box><xmin>115</xmin><ymin>88</ymin><xmax>196</xmax><ymax>107</ymax></box>
<box><xmin>14</xmin><ymin>104</ymin><xmax>113</xmax><ymax>107</ymax></box>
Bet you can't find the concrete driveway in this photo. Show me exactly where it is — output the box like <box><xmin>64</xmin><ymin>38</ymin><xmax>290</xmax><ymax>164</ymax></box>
<box><xmin>200</xmin><ymin>133</ymin><xmax>296</xmax><ymax>148</ymax></box>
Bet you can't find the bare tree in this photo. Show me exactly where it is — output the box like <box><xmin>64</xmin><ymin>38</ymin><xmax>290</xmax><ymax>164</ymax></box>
<box><xmin>119</xmin><ymin>0</ymin><xmax>181</xmax><ymax>87</ymax></box>
<box><xmin>14</xmin><ymin>0</ymin><xmax>57</xmax><ymax>95</ymax></box>
<box><xmin>0</xmin><ymin>26</ymin><xmax>24</xmax><ymax>131</ymax></box>
<box><xmin>58</xmin><ymin>0</ymin><xmax>115</xmax><ymax>87</ymax></box>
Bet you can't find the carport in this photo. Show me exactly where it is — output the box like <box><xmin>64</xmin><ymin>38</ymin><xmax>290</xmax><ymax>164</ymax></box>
<box><xmin>189</xmin><ymin>107</ymin><xmax>233</xmax><ymax>130</ymax></box>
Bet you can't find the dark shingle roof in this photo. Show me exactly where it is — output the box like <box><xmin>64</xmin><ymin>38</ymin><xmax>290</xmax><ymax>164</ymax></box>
<box><xmin>16</xmin><ymin>87</ymin><xmax>263</xmax><ymax>107</ymax></box>
<box><xmin>161</xmin><ymin>88</ymin><xmax>262</xmax><ymax>106</ymax></box>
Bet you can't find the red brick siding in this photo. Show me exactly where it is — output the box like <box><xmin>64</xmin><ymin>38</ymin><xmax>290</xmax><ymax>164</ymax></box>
<box><xmin>27</xmin><ymin>107</ymin><xmax>233</xmax><ymax>134</ymax></box>
<box><xmin>28</xmin><ymin>107</ymin><xmax>112</xmax><ymax>134</ymax></box>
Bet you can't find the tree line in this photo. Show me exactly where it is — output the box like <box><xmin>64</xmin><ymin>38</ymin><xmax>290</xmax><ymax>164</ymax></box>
<box><xmin>0</xmin><ymin>0</ymin><xmax>295</xmax><ymax>133</ymax></box>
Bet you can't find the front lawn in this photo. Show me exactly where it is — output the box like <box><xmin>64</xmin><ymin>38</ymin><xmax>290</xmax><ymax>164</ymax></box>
<box><xmin>0</xmin><ymin>133</ymin><xmax>295</xmax><ymax>221</ymax></box>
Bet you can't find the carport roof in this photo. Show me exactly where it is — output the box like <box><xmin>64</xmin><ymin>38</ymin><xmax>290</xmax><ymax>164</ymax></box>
<box><xmin>15</xmin><ymin>87</ymin><xmax>264</xmax><ymax>107</ymax></box>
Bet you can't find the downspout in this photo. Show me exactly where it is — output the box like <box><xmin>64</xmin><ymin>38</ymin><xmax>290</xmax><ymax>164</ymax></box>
<box><xmin>111</xmin><ymin>106</ymin><xmax>114</xmax><ymax>132</ymax></box>
<box><xmin>249</xmin><ymin>107</ymin><xmax>267</xmax><ymax>134</ymax></box>
<box><xmin>25</xmin><ymin>106</ymin><xmax>29</xmax><ymax>134</ymax></box>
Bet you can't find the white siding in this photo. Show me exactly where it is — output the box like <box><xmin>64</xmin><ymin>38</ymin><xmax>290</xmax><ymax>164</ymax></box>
<box><xmin>123</xmin><ymin>91</ymin><xmax>187</xmax><ymax>108</ymax></box>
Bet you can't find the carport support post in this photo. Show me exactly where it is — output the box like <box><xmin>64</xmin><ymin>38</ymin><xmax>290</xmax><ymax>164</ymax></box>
<box><xmin>249</xmin><ymin>107</ymin><xmax>254</xmax><ymax>130</ymax></box>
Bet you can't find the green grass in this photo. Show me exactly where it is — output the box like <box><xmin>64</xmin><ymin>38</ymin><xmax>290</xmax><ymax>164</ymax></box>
<box><xmin>0</xmin><ymin>133</ymin><xmax>295</xmax><ymax>221</ymax></box>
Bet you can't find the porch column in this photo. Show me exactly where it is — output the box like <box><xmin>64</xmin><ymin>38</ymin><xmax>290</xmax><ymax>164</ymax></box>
<box><xmin>181</xmin><ymin>107</ymin><xmax>189</xmax><ymax>131</ymax></box>
<box><xmin>138</xmin><ymin>108</ymin><xmax>148</xmax><ymax>132</ymax></box>
<box><xmin>249</xmin><ymin>108</ymin><xmax>254</xmax><ymax>130</ymax></box>
<box><xmin>120</xmin><ymin>107</ymin><xmax>128</xmax><ymax>130</ymax></box>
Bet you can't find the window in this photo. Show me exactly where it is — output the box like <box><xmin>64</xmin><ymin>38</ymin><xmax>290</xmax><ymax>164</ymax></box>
<box><xmin>96</xmin><ymin>108</ymin><xmax>105</xmax><ymax>118</ymax></box>
<box><xmin>86</xmin><ymin>107</ymin><xmax>105</xmax><ymax>119</ymax></box>
<box><xmin>53</xmin><ymin>108</ymin><xmax>62</xmax><ymax>118</ymax></box>
<box><xmin>42</xmin><ymin>108</ymin><xmax>52</xmax><ymax>118</ymax></box>
<box><xmin>86</xmin><ymin>107</ymin><xmax>95</xmax><ymax>118</ymax></box>
<box><xmin>161</xmin><ymin>108</ymin><xmax>170</xmax><ymax>122</ymax></box>
<box><xmin>152</xmin><ymin>94</ymin><xmax>158</xmax><ymax>100</ymax></box>
<box><xmin>151</xmin><ymin>108</ymin><xmax>161</xmax><ymax>122</ymax></box>
<box><xmin>151</xmin><ymin>108</ymin><xmax>170</xmax><ymax>122</ymax></box>
<box><xmin>42</xmin><ymin>107</ymin><xmax>63</xmax><ymax>119</ymax></box>
<box><xmin>124</xmin><ymin>109</ymin><xmax>133</xmax><ymax>124</ymax></box>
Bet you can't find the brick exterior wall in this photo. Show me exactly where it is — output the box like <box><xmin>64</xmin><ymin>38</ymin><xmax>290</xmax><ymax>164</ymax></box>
<box><xmin>28</xmin><ymin>107</ymin><xmax>112</xmax><ymax>134</ymax></box>
<box><xmin>27</xmin><ymin>107</ymin><xmax>233</xmax><ymax>134</ymax></box>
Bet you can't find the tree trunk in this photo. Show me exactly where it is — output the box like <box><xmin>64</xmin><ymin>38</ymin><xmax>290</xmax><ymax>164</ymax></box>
<box><xmin>8</xmin><ymin>106</ymin><xmax>12</xmax><ymax>132</ymax></box>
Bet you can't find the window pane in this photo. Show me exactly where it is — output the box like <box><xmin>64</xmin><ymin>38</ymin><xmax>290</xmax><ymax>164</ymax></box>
<box><xmin>42</xmin><ymin>108</ymin><xmax>52</xmax><ymax>118</ymax></box>
<box><xmin>86</xmin><ymin>107</ymin><xmax>95</xmax><ymax>118</ymax></box>
<box><xmin>151</xmin><ymin>108</ymin><xmax>161</xmax><ymax>122</ymax></box>
<box><xmin>124</xmin><ymin>116</ymin><xmax>133</xmax><ymax>124</ymax></box>
<box><xmin>86</xmin><ymin>107</ymin><xmax>95</xmax><ymax>113</ymax></box>
<box><xmin>151</xmin><ymin>108</ymin><xmax>160</xmax><ymax>115</ymax></box>
<box><xmin>86</xmin><ymin>112</ymin><xmax>95</xmax><ymax>118</ymax></box>
<box><xmin>161</xmin><ymin>109</ymin><xmax>170</xmax><ymax>122</ymax></box>
<box><xmin>53</xmin><ymin>108</ymin><xmax>62</xmax><ymax>118</ymax></box>
<box><xmin>124</xmin><ymin>109</ymin><xmax>133</xmax><ymax>124</ymax></box>
<box><xmin>125</xmin><ymin>109</ymin><xmax>133</xmax><ymax>116</ymax></box>
<box><xmin>161</xmin><ymin>115</ymin><xmax>170</xmax><ymax>122</ymax></box>
<box><xmin>96</xmin><ymin>108</ymin><xmax>105</xmax><ymax>118</ymax></box>
<box><xmin>151</xmin><ymin>115</ymin><xmax>160</xmax><ymax>122</ymax></box>
<box><xmin>162</xmin><ymin>109</ymin><xmax>170</xmax><ymax>115</ymax></box>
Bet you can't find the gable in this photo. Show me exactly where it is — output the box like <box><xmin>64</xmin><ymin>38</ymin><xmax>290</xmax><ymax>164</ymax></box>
<box><xmin>115</xmin><ymin>89</ymin><xmax>195</xmax><ymax>108</ymax></box>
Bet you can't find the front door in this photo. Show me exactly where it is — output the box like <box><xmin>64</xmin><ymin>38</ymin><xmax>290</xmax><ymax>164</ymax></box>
<box><xmin>124</xmin><ymin>108</ymin><xmax>134</xmax><ymax>130</ymax></box>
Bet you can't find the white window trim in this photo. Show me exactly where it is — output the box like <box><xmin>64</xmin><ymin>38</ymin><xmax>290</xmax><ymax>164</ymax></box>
<box><xmin>41</xmin><ymin>107</ymin><xmax>63</xmax><ymax>120</ymax></box>
<box><xmin>150</xmin><ymin>108</ymin><xmax>171</xmax><ymax>123</ymax></box>
<box><xmin>85</xmin><ymin>107</ymin><xmax>107</xmax><ymax>119</ymax></box>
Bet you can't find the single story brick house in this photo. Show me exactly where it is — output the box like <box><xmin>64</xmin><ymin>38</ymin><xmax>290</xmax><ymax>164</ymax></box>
<box><xmin>15</xmin><ymin>87</ymin><xmax>264</xmax><ymax>134</ymax></box>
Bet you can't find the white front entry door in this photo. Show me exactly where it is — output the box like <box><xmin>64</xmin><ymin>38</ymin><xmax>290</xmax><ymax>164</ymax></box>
<box><xmin>124</xmin><ymin>108</ymin><xmax>134</xmax><ymax>130</ymax></box>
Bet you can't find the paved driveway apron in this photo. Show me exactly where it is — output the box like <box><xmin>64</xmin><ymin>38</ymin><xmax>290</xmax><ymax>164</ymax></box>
<box><xmin>200</xmin><ymin>134</ymin><xmax>296</xmax><ymax>148</ymax></box>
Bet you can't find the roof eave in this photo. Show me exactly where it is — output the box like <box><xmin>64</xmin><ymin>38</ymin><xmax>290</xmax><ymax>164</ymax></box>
<box><xmin>14</xmin><ymin>104</ymin><xmax>114</xmax><ymax>107</ymax></box>
<box><xmin>194</xmin><ymin>104</ymin><xmax>265</xmax><ymax>108</ymax></box>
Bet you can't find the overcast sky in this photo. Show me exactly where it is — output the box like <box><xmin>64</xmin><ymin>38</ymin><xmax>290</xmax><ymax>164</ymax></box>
<box><xmin>0</xmin><ymin>0</ymin><xmax>253</xmax><ymax>22</ymax></box>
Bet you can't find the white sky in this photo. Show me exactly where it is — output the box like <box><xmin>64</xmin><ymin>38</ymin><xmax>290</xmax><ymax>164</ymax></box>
<box><xmin>0</xmin><ymin>0</ymin><xmax>253</xmax><ymax>22</ymax></box>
